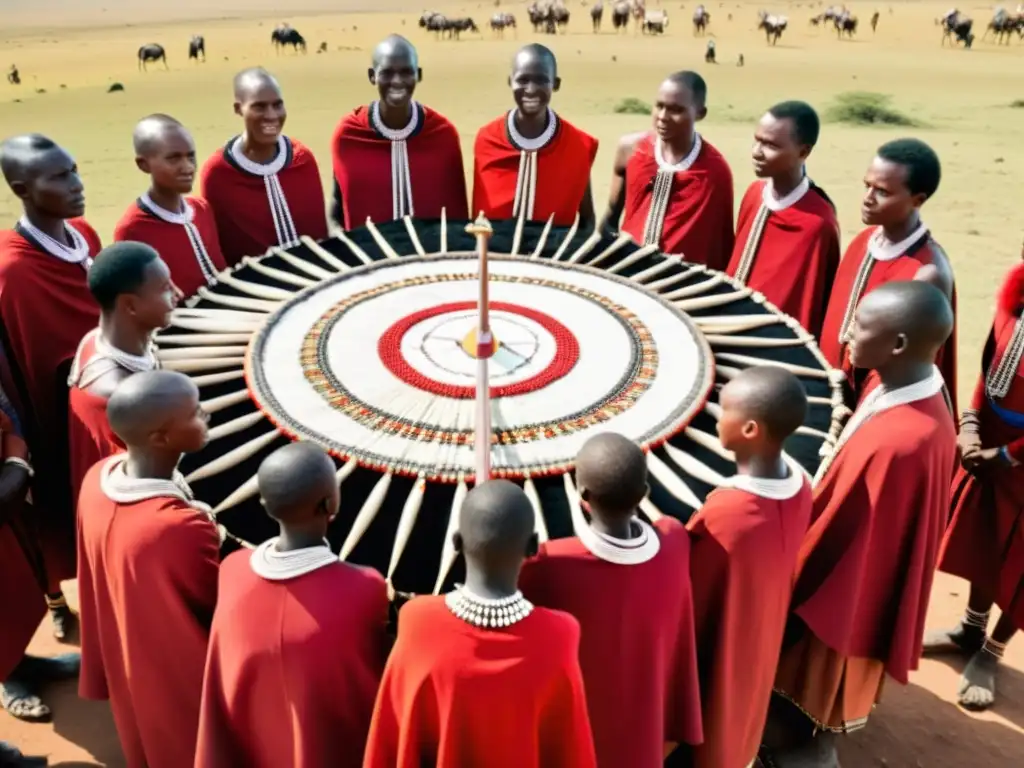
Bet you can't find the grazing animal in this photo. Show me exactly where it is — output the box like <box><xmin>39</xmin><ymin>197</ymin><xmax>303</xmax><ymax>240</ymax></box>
<box><xmin>188</xmin><ymin>35</ymin><xmax>205</xmax><ymax>62</ymax></box>
<box><xmin>693</xmin><ymin>5</ymin><xmax>710</xmax><ymax>35</ymax></box>
<box><xmin>835</xmin><ymin>13</ymin><xmax>858</xmax><ymax>37</ymax></box>
<box><xmin>871</xmin><ymin>10</ymin><xmax>880</xmax><ymax>32</ymax></box>
<box><xmin>317</xmin><ymin>41</ymin><xmax>328</xmax><ymax>53</ymax></box>
<box><xmin>443</xmin><ymin>17</ymin><xmax>480</xmax><ymax>39</ymax></box>
<box><xmin>551</xmin><ymin>2</ymin><xmax>570</xmax><ymax>31</ymax></box>
<box><xmin>738</xmin><ymin>53</ymin><xmax>745</xmax><ymax>66</ymax></box>
<box><xmin>137</xmin><ymin>43</ymin><xmax>168</xmax><ymax>71</ymax></box>
<box><xmin>642</xmin><ymin>9</ymin><xmax>668</xmax><ymax>34</ymax></box>
<box><xmin>272</xmin><ymin>26</ymin><xmax>307</xmax><ymax>53</ymax></box>
<box><xmin>630</xmin><ymin>0</ymin><xmax>647</xmax><ymax>30</ymax></box>
<box><xmin>984</xmin><ymin>11</ymin><xmax>1022</xmax><ymax>44</ymax></box>
<box><xmin>612</xmin><ymin>1</ymin><xmax>631</xmax><ymax>30</ymax></box>
<box><xmin>491</xmin><ymin>12</ymin><xmax>517</xmax><ymax>36</ymax></box>
<box><xmin>940</xmin><ymin>11</ymin><xmax>975</xmax><ymax>48</ymax></box>
<box><xmin>419</xmin><ymin>11</ymin><xmax>443</xmax><ymax>27</ymax></box>
<box><xmin>7</xmin><ymin>64</ymin><xmax>19</xmax><ymax>85</ymax></box>
<box><xmin>758</xmin><ymin>11</ymin><xmax>788</xmax><ymax>44</ymax></box>
<box><xmin>527</xmin><ymin>3</ymin><xmax>546</xmax><ymax>32</ymax></box>
<box><xmin>591</xmin><ymin>1</ymin><xmax>604</xmax><ymax>32</ymax></box>
<box><xmin>705</xmin><ymin>39</ymin><xmax>717</xmax><ymax>62</ymax></box>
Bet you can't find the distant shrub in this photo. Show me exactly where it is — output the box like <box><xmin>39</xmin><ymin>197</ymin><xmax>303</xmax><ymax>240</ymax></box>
<box><xmin>1011</xmin><ymin>99</ymin><xmax>1024</xmax><ymax>108</ymax></box>
<box><xmin>108</xmin><ymin>82</ymin><xmax>125</xmax><ymax>93</ymax></box>
<box><xmin>613</xmin><ymin>97</ymin><xmax>651</xmax><ymax>115</ymax></box>
<box><xmin>826</xmin><ymin>92</ymin><xmax>920</xmax><ymax>127</ymax></box>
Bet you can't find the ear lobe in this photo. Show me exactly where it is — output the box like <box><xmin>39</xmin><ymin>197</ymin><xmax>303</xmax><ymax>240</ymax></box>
<box><xmin>135</xmin><ymin>157</ymin><xmax>149</xmax><ymax>174</ymax></box>
<box><xmin>553</xmin><ymin>77</ymin><xmax>561</xmax><ymax>92</ymax></box>
<box><xmin>507</xmin><ymin>75</ymin><xmax>513</xmax><ymax>89</ymax></box>
<box><xmin>526</xmin><ymin>532</ymin><xmax>539</xmax><ymax>559</ymax></box>
<box><xmin>368</xmin><ymin>68</ymin><xmax>376</xmax><ymax>85</ymax></box>
<box><xmin>911</xmin><ymin>192</ymin><xmax>928</xmax><ymax>209</ymax></box>
<box><xmin>696</xmin><ymin>106</ymin><xmax>709</xmax><ymax>121</ymax></box>
<box><xmin>233</xmin><ymin>102</ymin><xmax>242</xmax><ymax>117</ymax></box>
<box><xmin>452</xmin><ymin>531</ymin><xmax>464</xmax><ymax>554</ymax></box>
<box><xmin>893</xmin><ymin>332</ymin><xmax>908</xmax><ymax>354</ymax></box>
<box><xmin>417</xmin><ymin>68</ymin><xmax>423</xmax><ymax>82</ymax></box>
<box><xmin>9</xmin><ymin>181</ymin><xmax>28</xmax><ymax>200</ymax></box>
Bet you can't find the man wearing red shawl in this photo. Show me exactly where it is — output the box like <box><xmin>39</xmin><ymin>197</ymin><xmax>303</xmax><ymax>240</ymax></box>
<box><xmin>0</xmin><ymin>133</ymin><xmax>102</xmax><ymax>641</ymax></box>
<box><xmin>817</xmin><ymin>138</ymin><xmax>957</xmax><ymax>411</ymax></box>
<box><xmin>601</xmin><ymin>71</ymin><xmax>734</xmax><ymax>269</ymax></box>
<box><xmin>199</xmin><ymin>68</ymin><xmax>328</xmax><ymax>266</ymax></box>
<box><xmin>519</xmin><ymin>433</ymin><xmax>702</xmax><ymax>768</ymax></box>
<box><xmin>472</xmin><ymin>44</ymin><xmax>598</xmax><ymax>228</ymax></box>
<box><xmin>330</xmin><ymin>35</ymin><xmax>467</xmax><ymax>230</ymax></box>
<box><xmin>726</xmin><ymin>101</ymin><xmax>840</xmax><ymax>338</ymax></box>
<box><xmin>770</xmin><ymin>282</ymin><xmax>956</xmax><ymax>765</ymax></box>
<box><xmin>925</xmin><ymin>246</ymin><xmax>1024</xmax><ymax>712</ymax></box>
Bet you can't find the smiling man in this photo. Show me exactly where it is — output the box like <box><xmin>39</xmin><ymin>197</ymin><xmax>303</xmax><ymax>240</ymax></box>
<box><xmin>199</xmin><ymin>68</ymin><xmax>328</xmax><ymax>265</ymax></box>
<box><xmin>114</xmin><ymin>115</ymin><xmax>226</xmax><ymax>297</ymax></box>
<box><xmin>600</xmin><ymin>71</ymin><xmax>733</xmax><ymax>269</ymax></box>
<box><xmin>817</xmin><ymin>138</ymin><xmax>957</xmax><ymax>410</ymax></box>
<box><xmin>330</xmin><ymin>35</ymin><xmax>467</xmax><ymax>230</ymax></box>
<box><xmin>0</xmin><ymin>132</ymin><xmax>102</xmax><ymax>645</ymax></box>
<box><xmin>726</xmin><ymin>101</ymin><xmax>841</xmax><ymax>338</ymax></box>
<box><xmin>472</xmin><ymin>44</ymin><xmax>598</xmax><ymax>228</ymax></box>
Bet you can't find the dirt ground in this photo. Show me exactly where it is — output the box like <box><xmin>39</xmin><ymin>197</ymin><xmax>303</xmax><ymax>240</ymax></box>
<box><xmin>1</xmin><ymin>0</ymin><xmax>1023</xmax><ymax>764</ymax></box>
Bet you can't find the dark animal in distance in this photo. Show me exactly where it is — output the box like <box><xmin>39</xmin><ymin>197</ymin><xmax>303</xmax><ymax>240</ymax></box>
<box><xmin>705</xmin><ymin>39</ymin><xmax>716</xmax><ymax>62</ymax></box>
<box><xmin>138</xmin><ymin>43</ymin><xmax>168</xmax><ymax>71</ymax></box>
<box><xmin>7</xmin><ymin>65</ymin><xmax>19</xmax><ymax>85</ymax></box>
<box><xmin>693</xmin><ymin>5</ymin><xmax>710</xmax><ymax>35</ymax></box>
<box><xmin>871</xmin><ymin>11</ymin><xmax>880</xmax><ymax>32</ymax></box>
<box><xmin>591</xmin><ymin>2</ymin><xmax>604</xmax><ymax>32</ymax></box>
<box><xmin>442</xmin><ymin>17</ymin><xmax>480</xmax><ymax>39</ymax></box>
<box><xmin>940</xmin><ymin>12</ymin><xmax>975</xmax><ymax>49</ymax></box>
<box><xmin>272</xmin><ymin>26</ymin><xmax>307</xmax><ymax>53</ymax></box>
<box><xmin>490</xmin><ymin>12</ymin><xmax>517</xmax><ymax>36</ymax></box>
<box><xmin>611</xmin><ymin>1</ymin><xmax>631</xmax><ymax>31</ymax></box>
<box><xmin>984</xmin><ymin>12</ymin><xmax>1024</xmax><ymax>44</ymax></box>
<box><xmin>642</xmin><ymin>10</ymin><xmax>668</xmax><ymax>34</ymax></box>
<box><xmin>758</xmin><ymin>12</ymin><xmax>788</xmax><ymax>44</ymax></box>
<box><xmin>317</xmin><ymin>41</ymin><xmax>328</xmax><ymax>53</ymax></box>
<box><xmin>188</xmin><ymin>35</ymin><xmax>205</xmax><ymax>62</ymax></box>
<box><xmin>108</xmin><ymin>82</ymin><xmax>124</xmax><ymax>92</ymax></box>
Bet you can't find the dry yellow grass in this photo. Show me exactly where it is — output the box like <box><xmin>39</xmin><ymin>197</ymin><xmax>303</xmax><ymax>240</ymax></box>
<box><xmin>1</xmin><ymin>2</ymin><xmax>1024</xmax><ymax>765</ymax></box>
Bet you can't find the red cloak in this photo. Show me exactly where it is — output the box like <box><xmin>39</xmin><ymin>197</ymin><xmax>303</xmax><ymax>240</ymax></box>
<box><xmin>199</xmin><ymin>136</ymin><xmax>328</xmax><ymax>266</ymax></box>
<box><xmin>685</xmin><ymin>473</ymin><xmax>812</xmax><ymax>768</ymax></box>
<box><xmin>113</xmin><ymin>196</ymin><xmax>227</xmax><ymax>297</ymax></box>
<box><xmin>471</xmin><ymin>112</ymin><xmax>598</xmax><ymax>227</ymax></box>
<box><xmin>818</xmin><ymin>226</ymin><xmax>958</xmax><ymax>413</ymax></box>
<box><xmin>363</xmin><ymin>596</ymin><xmax>597</xmax><ymax>768</ymax></box>
<box><xmin>939</xmin><ymin>262</ymin><xmax>1024</xmax><ymax>630</ymax></box>
<box><xmin>620</xmin><ymin>133</ymin><xmax>734</xmax><ymax>269</ymax></box>
<box><xmin>792</xmin><ymin>386</ymin><xmax>956</xmax><ymax>684</ymax></box>
<box><xmin>195</xmin><ymin>549</ymin><xmax>388</xmax><ymax>768</ymax></box>
<box><xmin>726</xmin><ymin>180</ymin><xmax>841</xmax><ymax>338</ymax></box>
<box><xmin>0</xmin><ymin>412</ymin><xmax>46</xmax><ymax>680</ymax></box>
<box><xmin>76</xmin><ymin>456</ymin><xmax>220</xmax><ymax>768</ymax></box>
<box><xmin>518</xmin><ymin>517</ymin><xmax>702</xmax><ymax>767</ymax></box>
<box><xmin>0</xmin><ymin>219</ymin><xmax>101</xmax><ymax>589</ymax></box>
<box><xmin>331</xmin><ymin>103</ymin><xmax>468</xmax><ymax>229</ymax></box>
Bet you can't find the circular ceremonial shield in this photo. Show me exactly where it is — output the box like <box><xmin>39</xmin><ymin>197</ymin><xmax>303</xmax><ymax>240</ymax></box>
<box><xmin>160</xmin><ymin>216</ymin><xmax>847</xmax><ymax>595</ymax></box>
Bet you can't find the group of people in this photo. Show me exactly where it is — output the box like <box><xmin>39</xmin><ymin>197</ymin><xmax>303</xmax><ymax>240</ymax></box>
<box><xmin>0</xmin><ymin>29</ymin><xmax>1020</xmax><ymax>768</ymax></box>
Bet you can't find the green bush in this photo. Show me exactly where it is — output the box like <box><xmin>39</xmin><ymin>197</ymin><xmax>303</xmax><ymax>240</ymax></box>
<box><xmin>826</xmin><ymin>92</ymin><xmax>920</xmax><ymax>127</ymax></box>
<box><xmin>613</xmin><ymin>97</ymin><xmax>651</xmax><ymax>115</ymax></box>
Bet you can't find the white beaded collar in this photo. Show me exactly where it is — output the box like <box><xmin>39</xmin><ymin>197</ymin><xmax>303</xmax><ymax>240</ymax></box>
<box><xmin>868</xmin><ymin>221</ymin><xmax>928</xmax><ymax>263</ymax></box>
<box><xmin>577</xmin><ymin>516</ymin><xmax>661</xmax><ymax>565</ymax></box>
<box><xmin>140</xmin><ymin>192</ymin><xmax>194</xmax><ymax>225</ymax></box>
<box><xmin>724</xmin><ymin>453</ymin><xmax>806</xmax><ymax>500</ymax></box>
<box><xmin>228</xmin><ymin>135</ymin><xmax>289</xmax><ymax>177</ymax></box>
<box><xmin>99</xmin><ymin>454</ymin><xmax>215</xmax><ymax>521</ymax></box>
<box><xmin>250</xmin><ymin>537</ymin><xmax>337</xmax><ymax>581</ymax></box>
<box><xmin>17</xmin><ymin>216</ymin><xmax>91</xmax><ymax>267</ymax></box>
<box><xmin>370</xmin><ymin>100</ymin><xmax>421</xmax><ymax>141</ymax></box>
<box><xmin>655</xmin><ymin>132</ymin><xmax>702</xmax><ymax>173</ymax></box>
<box><xmin>506</xmin><ymin>107</ymin><xmax>558</xmax><ymax>152</ymax></box>
<box><xmin>762</xmin><ymin>175</ymin><xmax>811</xmax><ymax>213</ymax></box>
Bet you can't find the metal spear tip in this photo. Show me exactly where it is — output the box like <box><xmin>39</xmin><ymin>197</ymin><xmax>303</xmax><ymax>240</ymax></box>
<box><xmin>465</xmin><ymin>212</ymin><xmax>494</xmax><ymax>237</ymax></box>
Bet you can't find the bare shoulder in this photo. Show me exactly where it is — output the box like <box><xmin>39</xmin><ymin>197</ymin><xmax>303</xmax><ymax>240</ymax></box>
<box><xmin>82</xmin><ymin>366</ymin><xmax>132</xmax><ymax>399</ymax></box>
<box><xmin>616</xmin><ymin>130</ymin><xmax>648</xmax><ymax>156</ymax></box>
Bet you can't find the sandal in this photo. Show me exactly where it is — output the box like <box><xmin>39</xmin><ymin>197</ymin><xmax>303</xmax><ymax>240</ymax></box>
<box><xmin>0</xmin><ymin>681</ymin><xmax>51</xmax><ymax>723</ymax></box>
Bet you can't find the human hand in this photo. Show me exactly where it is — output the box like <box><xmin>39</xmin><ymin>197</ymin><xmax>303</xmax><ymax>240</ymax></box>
<box><xmin>0</xmin><ymin>462</ymin><xmax>30</xmax><ymax>507</ymax></box>
<box><xmin>958</xmin><ymin>430</ymin><xmax>982</xmax><ymax>464</ymax></box>
<box><xmin>963</xmin><ymin>446</ymin><xmax>1006</xmax><ymax>472</ymax></box>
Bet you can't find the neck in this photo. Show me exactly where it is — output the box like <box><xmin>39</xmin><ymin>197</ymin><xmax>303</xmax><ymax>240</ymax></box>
<box><xmin>881</xmin><ymin>211</ymin><xmax>921</xmax><ymax>243</ymax></box>
<box><xmin>661</xmin><ymin>131</ymin><xmax>696</xmax><ymax>162</ymax></box>
<box><xmin>100</xmin><ymin>314</ymin><xmax>151</xmax><ymax>357</ymax></box>
<box><xmin>735</xmin><ymin>449</ymin><xmax>788</xmax><ymax>480</ymax></box>
<box><xmin>146</xmin><ymin>185</ymin><xmax>184</xmax><ymax>214</ymax></box>
<box><xmin>240</xmin><ymin>133</ymin><xmax>278</xmax><ymax>164</ymax></box>
<box><xmin>379</xmin><ymin>100</ymin><xmax>413</xmax><ymax>130</ymax></box>
<box><xmin>588</xmin><ymin>511</ymin><xmax>634</xmax><ymax>540</ymax></box>
<box><xmin>877</xmin><ymin>359</ymin><xmax>935</xmax><ymax>391</ymax></box>
<box><xmin>514</xmin><ymin>108</ymin><xmax>548</xmax><ymax>140</ymax></box>
<box><xmin>771</xmin><ymin>166</ymin><xmax>805</xmax><ymax>198</ymax></box>
<box><xmin>276</xmin><ymin>526</ymin><xmax>327</xmax><ymax>552</ymax></box>
<box><xmin>463</xmin><ymin>565</ymin><xmax>519</xmax><ymax>600</ymax></box>
<box><xmin>124</xmin><ymin>449</ymin><xmax>181</xmax><ymax>481</ymax></box>
<box><xmin>23</xmin><ymin>208</ymin><xmax>68</xmax><ymax>243</ymax></box>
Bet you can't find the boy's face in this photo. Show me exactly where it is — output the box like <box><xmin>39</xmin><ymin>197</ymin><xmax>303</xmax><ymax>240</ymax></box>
<box><xmin>234</xmin><ymin>82</ymin><xmax>287</xmax><ymax>146</ymax></box>
<box><xmin>751</xmin><ymin>114</ymin><xmax>809</xmax><ymax>179</ymax></box>
<box><xmin>13</xmin><ymin>146</ymin><xmax>85</xmax><ymax>219</ymax></box>
<box><xmin>153</xmin><ymin>386</ymin><xmax>210</xmax><ymax>455</ymax></box>
<box><xmin>137</xmin><ymin>127</ymin><xmax>196</xmax><ymax>195</ymax></box>
<box><xmin>370</xmin><ymin>51</ymin><xmax>420</xmax><ymax>109</ymax></box>
<box><xmin>509</xmin><ymin>57</ymin><xmax>559</xmax><ymax>118</ymax></box>
<box><xmin>716</xmin><ymin>383</ymin><xmax>762</xmax><ymax>452</ymax></box>
<box><xmin>122</xmin><ymin>258</ymin><xmax>178</xmax><ymax>330</ymax></box>
<box><xmin>652</xmin><ymin>80</ymin><xmax>706</xmax><ymax>144</ymax></box>
<box><xmin>860</xmin><ymin>156</ymin><xmax>924</xmax><ymax>227</ymax></box>
<box><xmin>847</xmin><ymin>303</ymin><xmax>901</xmax><ymax>371</ymax></box>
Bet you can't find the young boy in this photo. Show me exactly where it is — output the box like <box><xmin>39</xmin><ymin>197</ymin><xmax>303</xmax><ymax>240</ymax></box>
<box><xmin>195</xmin><ymin>442</ymin><xmax>388</xmax><ymax>768</ymax></box>
<box><xmin>726</xmin><ymin>101</ymin><xmax>841</xmax><ymax>338</ymax></box>
<box><xmin>76</xmin><ymin>370</ymin><xmax>220</xmax><ymax>768</ymax></box>
<box><xmin>69</xmin><ymin>241</ymin><xmax>176</xmax><ymax>508</ymax></box>
<box><xmin>770</xmin><ymin>281</ymin><xmax>957</xmax><ymax>764</ymax></box>
<box><xmin>114</xmin><ymin>115</ymin><xmax>226</xmax><ymax>297</ymax></box>
<box><xmin>200</xmin><ymin>68</ymin><xmax>328</xmax><ymax>265</ymax></box>
<box><xmin>472</xmin><ymin>44</ymin><xmax>598</xmax><ymax>227</ymax></box>
<box><xmin>676</xmin><ymin>367</ymin><xmax>812</xmax><ymax>768</ymax></box>
<box><xmin>331</xmin><ymin>35</ymin><xmax>467</xmax><ymax>229</ymax></box>
<box><xmin>0</xmin><ymin>133</ymin><xmax>102</xmax><ymax>638</ymax></box>
<box><xmin>363</xmin><ymin>479</ymin><xmax>597</xmax><ymax>768</ymax></box>
<box><xmin>817</xmin><ymin>138</ymin><xmax>957</xmax><ymax>410</ymax></box>
<box><xmin>600</xmin><ymin>71</ymin><xmax>734</xmax><ymax>269</ymax></box>
<box><xmin>519</xmin><ymin>433</ymin><xmax>702</xmax><ymax>767</ymax></box>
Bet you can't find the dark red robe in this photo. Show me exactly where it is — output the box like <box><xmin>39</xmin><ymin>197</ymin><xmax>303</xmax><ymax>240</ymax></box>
<box><xmin>0</xmin><ymin>219</ymin><xmax>101</xmax><ymax>589</ymax></box>
<box><xmin>331</xmin><ymin>103</ymin><xmax>468</xmax><ymax>229</ymax></box>
<box><xmin>726</xmin><ymin>179</ymin><xmax>841</xmax><ymax>338</ymax></box>
<box><xmin>199</xmin><ymin>136</ymin><xmax>328</xmax><ymax>266</ymax></box>
<box><xmin>363</xmin><ymin>596</ymin><xmax>597</xmax><ymax>768</ymax></box>
<box><xmin>472</xmin><ymin>112</ymin><xmax>598</xmax><ymax>226</ymax></box>
<box><xmin>818</xmin><ymin>226</ymin><xmax>958</xmax><ymax>413</ymax></box>
<box><xmin>519</xmin><ymin>517</ymin><xmax>702</xmax><ymax>767</ymax></box>
<box><xmin>113</xmin><ymin>196</ymin><xmax>227</xmax><ymax>297</ymax></box>
<box><xmin>685</xmin><ymin>471</ymin><xmax>812</xmax><ymax>768</ymax></box>
<box><xmin>0</xmin><ymin>412</ymin><xmax>46</xmax><ymax>681</ymax></box>
<box><xmin>621</xmin><ymin>133</ymin><xmax>734</xmax><ymax>269</ymax></box>
<box><xmin>195</xmin><ymin>549</ymin><xmax>388</xmax><ymax>768</ymax></box>
<box><xmin>76</xmin><ymin>457</ymin><xmax>220</xmax><ymax>768</ymax></box>
<box><xmin>791</xmin><ymin>382</ymin><xmax>957</xmax><ymax>685</ymax></box>
<box><xmin>940</xmin><ymin>262</ymin><xmax>1024</xmax><ymax>630</ymax></box>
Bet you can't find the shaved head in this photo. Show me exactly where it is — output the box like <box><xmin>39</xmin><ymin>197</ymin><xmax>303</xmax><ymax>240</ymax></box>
<box><xmin>721</xmin><ymin>367</ymin><xmax>808</xmax><ymax>443</ymax></box>
<box><xmin>856</xmin><ymin>280</ymin><xmax>954</xmax><ymax>356</ymax></box>
<box><xmin>372</xmin><ymin>34</ymin><xmax>418</xmax><ymax>70</ymax></box>
<box><xmin>664</xmin><ymin>70</ymin><xmax>707</xmax><ymax>108</ymax></box>
<box><xmin>132</xmin><ymin>114</ymin><xmax>188</xmax><ymax>157</ymax></box>
<box><xmin>1</xmin><ymin>133</ymin><xmax>61</xmax><ymax>186</ymax></box>
<box><xmin>457</xmin><ymin>480</ymin><xmax>535</xmax><ymax>561</ymax></box>
<box><xmin>233</xmin><ymin>67</ymin><xmax>280</xmax><ymax>101</ymax></box>
<box><xmin>576</xmin><ymin>433</ymin><xmax>647</xmax><ymax>517</ymax></box>
<box><xmin>258</xmin><ymin>442</ymin><xmax>338</xmax><ymax>522</ymax></box>
<box><xmin>1</xmin><ymin>133</ymin><xmax>83</xmax><ymax>218</ymax></box>
<box><xmin>513</xmin><ymin>43</ymin><xmax>557</xmax><ymax>76</ymax></box>
<box><xmin>107</xmin><ymin>370</ymin><xmax>202</xmax><ymax>448</ymax></box>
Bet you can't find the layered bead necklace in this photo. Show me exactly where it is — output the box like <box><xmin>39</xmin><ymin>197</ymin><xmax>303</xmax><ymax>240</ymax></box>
<box><xmin>139</xmin><ymin>193</ymin><xmax>219</xmax><ymax>284</ymax></box>
<box><xmin>732</xmin><ymin>175</ymin><xmax>811</xmax><ymax>284</ymax></box>
<box><xmin>17</xmin><ymin>216</ymin><xmax>93</xmax><ymax>270</ymax></box>
<box><xmin>641</xmin><ymin>132</ymin><xmax>702</xmax><ymax>248</ymax></box>
<box><xmin>445</xmin><ymin>583</ymin><xmax>534</xmax><ymax>628</ymax></box>
<box><xmin>229</xmin><ymin>135</ymin><xmax>299</xmax><ymax>247</ymax></box>
<box><xmin>507</xmin><ymin>107</ymin><xmax>559</xmax><ymax>222</ymax></box>
<box><xmin>370</xmin><ymin>100</ymin><xmax>421</xmax><ymax>220</ymax></box>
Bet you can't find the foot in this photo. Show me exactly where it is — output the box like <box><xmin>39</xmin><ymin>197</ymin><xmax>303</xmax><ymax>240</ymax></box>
<box><xmin>957</xmin><ymin>649</ymin><xmax>999</xmax><ymax>711</ymax></box>
<box><xmin>48</xmin><ymin>604</ymin><xmax>76</xmax><ymax>643</ymax></box>
<box><xmin>15</xmin><ymin>653</ymin><xmax>80</xmax><ymax>683</ymax></box>
<box><xmin>922</xmin><ymin>622</ymin><xmax>985</xmax><ymax>656</ymax></box>
<box><xmin>0</xmin><ymin>681</ymin><xmax>50</xmax><ymax>723</ymax></box>
<box><xmin>0</xmin><ymin>741</ymin><xmax>48</xmax><ymax>767</ymax></box>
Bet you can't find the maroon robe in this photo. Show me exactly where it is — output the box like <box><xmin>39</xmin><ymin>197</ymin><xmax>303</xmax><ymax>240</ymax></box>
<box><xmin>331</xmin><ymin>102</ymin><xmax>468</xmax><ymax>229</ymax></box>
<box><xmin>76</xmin><ymin>455</ymin><xmax>220</xmax><ymax>768</ymax></box>
<box><xmin>195</xmin><ymin>547</ymin><xmax>388</xmax><ymax>768</ymax></box>
<box><xmin>0</xmin><ymin>219</ymin><xmax>101</xmax><ymax>589</ymax></box>
<box><xmin>199</xmin><ymin>136</ymin><xmax>328</xmax><ymax>266</ymax></box>
<box><xmin>519</xmin><ymin>517</ymin><xmax>703</xmax><ymax>767</ymax></box>
<box><xmin>726</xmin><ymin>179</ymin><xmax>841</xmax><ymax>338</ymax></box>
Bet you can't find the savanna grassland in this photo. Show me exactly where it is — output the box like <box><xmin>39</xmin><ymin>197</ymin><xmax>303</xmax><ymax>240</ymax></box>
<box><xmin>1</xmin><ymin>1</ymin><xmax>1023</xmax><ymax>764</ymax></box>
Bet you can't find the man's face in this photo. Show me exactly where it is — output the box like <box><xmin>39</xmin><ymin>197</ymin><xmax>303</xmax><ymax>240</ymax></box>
<box><xmin>124</xmin><ymin>258</ymin><xmax>178</xmax><ymax>330</ymax></box>
<box><xmin>861</xmin><ymin>156</ymin><xmax>922</xmax><ymax>227</ymax></box>
<box><xmin>154</xmin><ymin>387</ymin><xmax>210</xmax><ymax>454</ymax></box>
<box><xmin>370</xmin><ymin>51</ymin><xmax>419</xmax><ymax>109</ymax></box>
<box><xmin>751</xmin><ymin>113</ymin><xmax>808</xmax><ymax>179</ymax></box>
<box><xmin>510</xmin><ymin>57</ymin><xmax>558</xmax><ymax>118</ymax></box>
<box><xmin>847</xmin><ymin>302</ymin><xmax>899</xmax><ymax>370</ymax></box>
<box><xmin>18</xmin><ymin>147</ymin><xmax>85</xmax><ymax>219</ymax></box>
<box><xmin>652</xmin><ymin>80</ymin><xmax>704</xmax><ymax>144</ymax></box>
<box><xmin>715</xmin><ymin>382</ymin><xmax>759</xmax><ymax>452</ymax></box>
<box><xmin>138</xmin><ymin>127</ymin><xmax>197</xmax><ymax>195</ymax></box>
<box><xmin>234</xmin><ymin>82</ymin><xmax>287</xmax><ymax>145</ymax></box>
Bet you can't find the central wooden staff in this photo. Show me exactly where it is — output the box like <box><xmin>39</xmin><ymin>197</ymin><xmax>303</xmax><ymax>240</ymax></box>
<box><xmin>466</xmin><ymin>213</ymin><xmax>495</xmax><ymax>483</ymax></box>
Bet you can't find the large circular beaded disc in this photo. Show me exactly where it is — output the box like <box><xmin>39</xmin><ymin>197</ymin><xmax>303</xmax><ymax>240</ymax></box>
<box><xmin>160</xmin><ymin>216</ymin><xmax>847</xmax><ymax>595</ymax></box>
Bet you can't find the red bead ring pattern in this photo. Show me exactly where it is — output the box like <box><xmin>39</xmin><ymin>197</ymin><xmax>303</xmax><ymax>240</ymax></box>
<box><xmin>377</xmin><ymin>301</ymin><xmax>581</xmax><ymax>399</ymax></box>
